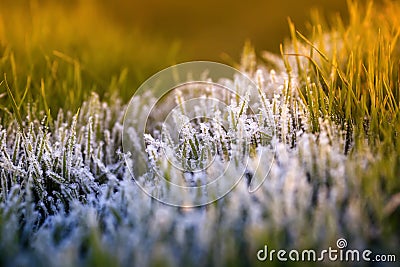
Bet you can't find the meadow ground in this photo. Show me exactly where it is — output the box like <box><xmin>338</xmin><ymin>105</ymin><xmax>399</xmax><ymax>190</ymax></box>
<box><xmin>0</xmin><ymin>0</ymin><xmax>400</xmax><ymax>266</ymax></box>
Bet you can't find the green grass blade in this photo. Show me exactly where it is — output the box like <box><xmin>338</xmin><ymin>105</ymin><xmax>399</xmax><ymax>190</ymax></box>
<box><xmin>3</xmin><ymin>74</ymin><xmax>23</xmax><ymax>129</ymax></box>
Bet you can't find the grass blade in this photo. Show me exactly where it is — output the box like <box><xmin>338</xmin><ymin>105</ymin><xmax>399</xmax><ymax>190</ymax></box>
<box><xmin>3</xmin><ymin>74</ymin><xmax>23</xmax><ymax>129</ymax></box>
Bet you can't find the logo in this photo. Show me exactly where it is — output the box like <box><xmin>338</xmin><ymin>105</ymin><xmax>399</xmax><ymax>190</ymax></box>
<box><xmin>123</xmin><ymin>61</ymin><xmax>275</xmax><ymax>207</ymax></box>
<box><xmin>257</xmin><ymin>238</ymin><xmax>397</xmax><ymax>263</ymax></box>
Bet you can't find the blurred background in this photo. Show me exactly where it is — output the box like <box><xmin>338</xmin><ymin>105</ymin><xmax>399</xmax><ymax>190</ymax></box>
<box><xmin>97</xmin><ymin>0</ymin><xmax>348</xmax><ymax>60</ymax></box>
<box><xmin>0</xmin><ymin>0</ymin><xmax>348</xmax><ymax>108</ymax></box>
<box><xmin>0</xmin><ymin>0</ymin><xmax>349</xmax><ymax>63</ymax></box>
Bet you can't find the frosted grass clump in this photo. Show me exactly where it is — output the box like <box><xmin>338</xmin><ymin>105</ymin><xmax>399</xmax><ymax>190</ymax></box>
<box><xmin>122</xmin><ymin>61</ymin><xmax>279</xmax><ymax>206</ymax></box>
<box><xmin>2</xmin><ymin>2</ymin><xmax>400</xmax><ymax>262</ymax></box>
<box><xmin>0</xmin><ymin>57</ymin><xmax>397</xmax><ymax>266</ymax></box>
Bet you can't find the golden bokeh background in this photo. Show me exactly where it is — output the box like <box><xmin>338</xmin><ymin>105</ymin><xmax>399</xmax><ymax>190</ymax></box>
<box><xmin>1</xmin><ymin>0</ymin><xmax>348</xmax><ymax>61</ymax></box>
<box><xmin>97</xmin><ymin>0</ymin><xmax>348</xmax><ymax>60</ymax></box>
<box><xmin>0</xmin><ymin>0</ymin><xmax>349</xmax><ymax>105</ymax></box>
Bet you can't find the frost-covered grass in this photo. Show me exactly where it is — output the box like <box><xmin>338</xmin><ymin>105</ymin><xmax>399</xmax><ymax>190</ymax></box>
<box><xmin>1</xmin><ymin>1</ymin><xmax>400</xmax><ymax>266</ymax></box>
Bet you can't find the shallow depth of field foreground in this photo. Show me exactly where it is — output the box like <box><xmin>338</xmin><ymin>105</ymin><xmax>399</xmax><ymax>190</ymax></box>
<box><xmin>0</xmin><ymin>1</ymin><xmax>400</xmax><ymax>266</ymax></box>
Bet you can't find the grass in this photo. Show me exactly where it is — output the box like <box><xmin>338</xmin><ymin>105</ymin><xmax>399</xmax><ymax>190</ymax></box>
<box><xmin>0</xmin><ymin>0</ymin><xmax>180</xmax><ymax>117</ymax></box>
<box><xmin>1</xmin><ymin>0</ymin><xmax>400</xmax><ymax>266</ymax></box>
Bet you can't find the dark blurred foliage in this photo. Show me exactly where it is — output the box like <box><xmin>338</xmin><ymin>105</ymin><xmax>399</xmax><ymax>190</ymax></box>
<box><xmin>97</xmin><ymin>0</ymin><xmax>348</xmax><ymax>60</ymax></box>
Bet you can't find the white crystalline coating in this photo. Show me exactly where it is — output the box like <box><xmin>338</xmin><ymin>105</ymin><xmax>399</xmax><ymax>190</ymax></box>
<box><xmin>0</xmin><ymin>53</ymin><xmax>390</xmax><ymax>266</ymax></box>
<box><xmin>122</xmin><ymin>61</ymin><xmax>276</xmax><ymax>207</ymax></box>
